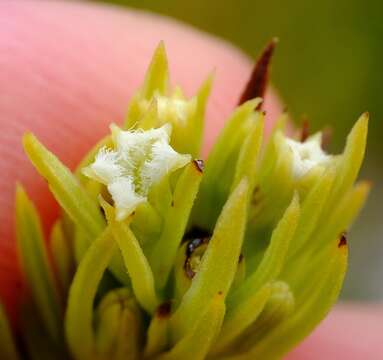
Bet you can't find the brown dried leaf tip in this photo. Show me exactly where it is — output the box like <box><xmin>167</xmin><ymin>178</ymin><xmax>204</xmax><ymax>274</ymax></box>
<box><xmin>300</xmin><ymin>119</ymin><xmax>310</xmax><ymax>142</ymax></box>
<box><xmin>239</xmin><ymin>38</ymin><xmax>278</xmax><ymax>108</ymax></box>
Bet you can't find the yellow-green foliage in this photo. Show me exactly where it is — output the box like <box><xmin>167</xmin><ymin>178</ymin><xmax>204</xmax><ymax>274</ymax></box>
<box><xmin>1</xmin><ymin>43</ymin><xmax>369</xmax><ymax>360</ymax></box>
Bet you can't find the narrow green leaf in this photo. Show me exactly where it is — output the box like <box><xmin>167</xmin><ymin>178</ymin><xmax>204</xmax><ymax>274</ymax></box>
<box><xmin>0</xmin><ymin>303</ymin><xmax>19</xmax><ymax>360</ymax></box>
<box><xmin>250</xmin><ymin>131</ymin><xmax>295</xmax><ymax>227</ymax></box>
<box><xmin>192</xmin><ymin>100</ymin><xmax>259</xmax><ymax>229</ymax></box>
<box><xmin>159</xmin><ymin>294</ymin><xmax>225</xmax><ymax>360</ymax></box>
<box><xmin>150</xmin><ymin>161</ymin><xmax>203</xmax><ymax>290</ymax></box>
<box><xmin>171</xmin><ymin>179</ymin><xmax>249</xmax><ymax>342</ymax></box>
<box><xmin>73</xmin><ymin>225</ymin><xmax>91</xmax><ymax>265</ymax></box>
<box><xmin>237</xmin><ymin>281</ymin><xmax>295</xmax><ymax>352</ymax></box>
<box><xmin>318</xmin><ymin>114</ymin><xmax>368</xmax><ymax>220</ymax></box>
<box><xmin>205</xmin><ymin>100</ymin><xmax>261</xmax><ymax>180</ymax></box>
<box><xmin>65</xmin><ymin>227</ymin><xmax>115</xmax><ymax>359</ymax></box>
<box><xmin>23</xmin><ymin>134</ymin><xmax>130</xmax><ymax>283</ymax></box>
<box><xmin>212</xmin><ymin>283</ymin><xmax>271</xmax><ymax>355</ymax></box>
<box><xmin>256</xmin><ymin>113</ymin><xmax>288</xmax><ymax>183</ymax></box>
<box><xmin>313</xmin><ymin>181</ymin><xmax>370</xmax><ymax>251</ymax></box>
<box><xmin>334</xmin><ymin>112</ymin><xmax>368</xmax><ymax>197</ymax></box>
<box><xmin>50</xmin><ymin>220</ymin><xmax>75</xmax><ymax>295</ymax></box>
<box><xmin>141</xmin><ymin>41</ymin><xmax>169</xmax><ymax>99</ymax></box>
<box><xmin>15</xmin><ymin>185</ymin><xmax>62</xmax><ymax>342</ymax></box>
<box><xmin>23</xmin><ymin>133</ymin><xmax>105</xmax><ymax>238</ymax></box>
<box><xmin>246</xmin><ymin>239</ymin><xmax>347</xmax><ymax>359</ymax></box>
<box><xmin>111</xmin><ymin>221</ymin><xmax>159</xmax><ymax>314</ymax></box>
<box><xmin>183</xmin><ymin>74</ymin><xmax>213</xmax><ymax>157</ymax></box>
<box><xmin>288</xmin><ymin>166</ymin><xmax>336</xmax><ymax>258</ymax></box>
<box><xmin>144</xmin><ymin>303</ymin><xmax>171</xmax><ymax>358</ymax></box>
<box><xmin>229</xmin><ymin>194</ymin><xmax>300</xmax><ymax>309</ymax></box>
<box><xmin>231</xmin><ymin>112</ymin><xmax>264</xmax><ymax>192</ymax></box>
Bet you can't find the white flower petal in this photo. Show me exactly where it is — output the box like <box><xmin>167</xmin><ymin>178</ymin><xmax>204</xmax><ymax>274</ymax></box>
<box><xmin>108</xmin><ymin>178</ymin><xmax>145</xmax><ymax>221</ymax></box>
<box><xmin>141</xmin><ymin>140</ymin><xmax>191</xmax><ymax>189</ymax></box>
<box><xmin>285</xmin><ymin>133</ymin><xmax>331</xmax><ymax>179</ymax></box>
<box><xmin>82</xmin><ymin>123</ymin><xmax>190</xmax><ymax>221</ymax></box>
<box><xmin>82</xmin><ymin>147</ymin><xmax>122</xmax><ymax>185</ymax></box>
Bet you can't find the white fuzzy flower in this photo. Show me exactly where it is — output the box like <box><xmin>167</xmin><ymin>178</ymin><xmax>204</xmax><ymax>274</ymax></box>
<box><xmin>285</xmin><ymin>133</ymin><xmax>331</xmax><ymax>179</ymax></box>
<box><xmin>82</xmin><ymin>124</ymin><xmax>191</xmax><ymax>220</ymax></box>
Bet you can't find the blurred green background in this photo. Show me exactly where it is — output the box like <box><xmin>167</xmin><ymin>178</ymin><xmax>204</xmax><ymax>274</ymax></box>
<box><xmin>98</xmin><ymin>0</ymin><xmax>383</xmax><ymax>301</ymax></box>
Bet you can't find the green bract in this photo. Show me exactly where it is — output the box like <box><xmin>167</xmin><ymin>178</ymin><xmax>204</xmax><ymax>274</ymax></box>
<box><xmin>2</xmin><ymin>42</ymin><xmax>369</xmax><ymax>360</ymax></box>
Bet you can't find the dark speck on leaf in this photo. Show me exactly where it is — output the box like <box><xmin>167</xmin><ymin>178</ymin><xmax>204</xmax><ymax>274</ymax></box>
<box><xmin>193</xmin><ymin>159</ymin><xmax>204</xmax><ymax>173</ymax></box>
<box><xmin>157</xmin><ymin>301</ymin><xmax>172</xmax><ymax>318</ymax></box>
<box><xmin>338</xmin><ymin>232</ymin><xmax>347</xmax><ymax>248</ymax></box>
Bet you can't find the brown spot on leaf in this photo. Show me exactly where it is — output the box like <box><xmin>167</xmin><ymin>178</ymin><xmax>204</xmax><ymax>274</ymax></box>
<box><xmin>338</xmin><ymin>232</ymin><xmax>347</xmax><ymax>248</ymax></box>
<box><xmin>193</xmin><ymin>159</ymin><xmax>204</xmax><ymax>173</ymax></box>
<box><xmin>156</xmin><ymin>301</ymin><xmax>172</xmax><ymax>318</ymax></box>
<box><xmin>238</xmin><ymin>38</ymin><xmax>278</xmax><ymax>109</ymax></box>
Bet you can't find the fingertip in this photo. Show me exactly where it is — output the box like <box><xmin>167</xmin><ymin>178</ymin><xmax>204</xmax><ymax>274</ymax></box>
<box><xmin>287</xmin><ymin>304</ymin><xmax>383</xmax><ymax>359</ymax></box>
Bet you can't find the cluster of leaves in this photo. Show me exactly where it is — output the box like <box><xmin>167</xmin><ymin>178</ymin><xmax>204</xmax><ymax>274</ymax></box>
<box><xmin>0</xmin><ymin>42</ymin><xmax>369</xmax><ymax>360</ymax></box>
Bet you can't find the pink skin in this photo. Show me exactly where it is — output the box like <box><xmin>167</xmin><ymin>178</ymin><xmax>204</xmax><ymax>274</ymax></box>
<box><xmin>0</xmin><ymin>1</ymin><xmax>382</xmax><ymax>357</ymax></box>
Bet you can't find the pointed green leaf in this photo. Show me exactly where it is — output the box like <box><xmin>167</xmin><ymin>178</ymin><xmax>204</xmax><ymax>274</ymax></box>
<box><xmin>313</xmin><ymin>181</ymin><xmax>370</xmax><ymax>251</ymax></box>
<box><xmin>111</xmin><ymin>220</ymin><xmax>159</xmax><ymax>314</ymax></box>
<box><xmin>150</xmin><ymin>161</ymin><xmax>203</xmax><ymax>290</ymax></box>
<box><xmin>183</xmin><ymin>74</ymin><xmax>213</xmax><ymax>157</ymax></box>
<box><xmin>50</xmin><ymin>220</ymin><xmax>75</xmax><ymax>295</ymax></box>
<box><xmin>192</xmin><ymin>100</ymin><xmax>259</xmax><ymax>229</ymax></box>
<box><xmin>23</xmin><ymin>133</ymin><xmax>130</xmax><ymax>283</ymax></box>
<box><xmin>141</xmin><ymin>41</ymin><xmax>169</xmax><ymax>99</ymax></box>
<box><xmin>144</xmin><ymin>303</ymin><xmax>171</xmax><ymax>358</ymax></box>
<box><xmin>319</xmin><ymin>114</ymin><xmax>368</xmax><ymax>218</ymax></box>
<box><xmin>231</xmin><ymin>112</ymin><xmax>264</xmax><ymax>192</ymax></box>
<box><xmin>237</xmin><ymin>281</ymin><xmax>295</xmax><ymax>352</ymax></box>
<box><xmin>159</xmin><ymin>294</ymin><xmax>225</xmax><ymax>360</ymax></box>
<box><xmin>23</xmin><ymin>133</ymin><xmax>105</xmax><ymax>238</ymax></box>
<box><xmin>230</xmin><ymin>194</ymin><xmax>300</xmax><ymax>309</ymax></box>
<box><xmin>65</xmin><ymin>227</ymin><xmax>115</xmax><ymax>359</ymax></box>
<box><xmin>256</xmin><ymin>112</ymin><xmax>288</xmax><ymax>183</ymax></box>
<box><xmin>288</xmin><ymin>167</ymin><xmax>336</xmax><ymax>258</ymax></box>
<box><xmin>335</xmin><ymin>112</ymin><xmax>368</xmax><ymax>197</ymax></box>
<box><xmin>171</xmin><ymin>178</ymin><xmax>249</xmax><ymax>342</ymax></box>
<box><xmin>15</xmin><ymin>185</ymin><xmax>62</xmax><ymax>342</ymax></box>
<box><xmin>212</xmin><ymin>283</ymin><xmax>271</xmax><ymax>355</ymax></box>
<box><xmin>249</xmin><ymin>131</ymin><xmax>295</xmax><ymax>227</ymax></box>
<box><xmin>247</xmin><ymin>239</ymin><xmax>347</xmax><ymax>359</ymax></box>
